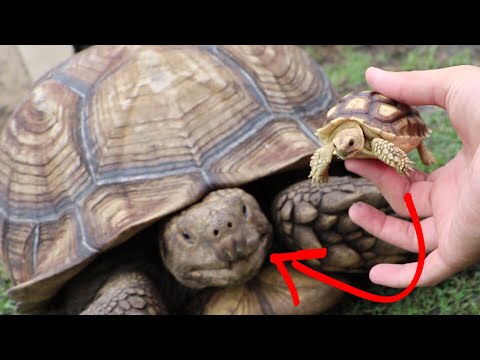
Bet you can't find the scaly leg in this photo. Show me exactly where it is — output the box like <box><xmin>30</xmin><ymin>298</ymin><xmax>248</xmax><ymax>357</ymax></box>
<box><xmin>81</xmin><ymin>271</ymin><xmax>168</xmax><ymax>315</ymax></box>
<box><xmin>371</xmin><ymin>138</ymin><xmax>414</xmax><ymax>175</ymax></box>
<box><xmin>272</xmin><ymin>176</ymin><xmax>410</xmax><ymax>272</ymax></box>
<box><xmin>309</xmin><ymin>143</ymin><xmax>334</xmax><ymax>185</ymax></box>
<box><xmin>417</xmin><ymin>140</ymin><xmax>436</xmax><ymax>166</ymax></box>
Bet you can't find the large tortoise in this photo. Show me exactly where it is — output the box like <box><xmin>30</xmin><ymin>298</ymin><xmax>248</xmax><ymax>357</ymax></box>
<box><xmin>0</xmin><ymin>45</ymin><xmax>408</xmax><ymax>315</ymax></box>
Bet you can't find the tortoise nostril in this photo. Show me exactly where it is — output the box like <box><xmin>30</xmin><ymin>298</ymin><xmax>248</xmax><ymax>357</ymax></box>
<box><xmin>213</xmin><ymin>229</ymin><xmax>219</xmax><ymax>237</ymax></box>
<box><xmin>227</xmin><ymin>222</ymin><xmax>232</xmax><ymax>228</ymax></box>
<box><xmin>236</xmin><ymin>246</ymin><xmax>246</xmax><ymax>259</ymax></box>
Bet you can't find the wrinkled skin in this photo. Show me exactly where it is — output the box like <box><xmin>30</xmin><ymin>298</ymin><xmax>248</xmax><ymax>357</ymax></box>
<box><xmin>160</xmin><ymin>188</ymin><xmax>273</xmax><ymax>289</ymax></box>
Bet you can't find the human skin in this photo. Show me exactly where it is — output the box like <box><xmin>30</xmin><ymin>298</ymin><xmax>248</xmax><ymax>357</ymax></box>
<box><xmin>345</xmin><ymin>65</ymin><xmax>480</xmax><ymax>288</ymax></box>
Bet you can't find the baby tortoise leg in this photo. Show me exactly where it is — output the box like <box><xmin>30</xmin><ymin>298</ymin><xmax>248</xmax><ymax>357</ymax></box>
<box><xmin>309</xmin><ymin>143</ymin><xmax>334</xmax><ymax>185</ymax></box>
<box><xmin>371</xmin><ymin>138</ymin><xmax>414</xmax><ymax>175</ymax></box>
<box><xmin>81</xmin><ymin>271</ymin><xmax>168</xmax><ymax>315</ymax></box>
<box><xmin>417</xmin><ymin>141</ymin><xmax>436</xmax><ymax>166</ymax></box>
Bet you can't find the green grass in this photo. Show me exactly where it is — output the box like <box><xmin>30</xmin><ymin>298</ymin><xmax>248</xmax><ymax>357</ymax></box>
<box><xmin>329</xmin><ymin>266</ymin><xmax>480</xmax><ymax>315</ymax></box>
<box><xmin>305</xmin><ymin>45</ymin><xmax>375</xmax><ymax>93</ymax></box>
<box><xmin>402</xmin><ymin>46</ymin><xmax>474</xmax><ymax>71</ymax></box>
<box><xmin>0</xmin><ymin>263</ymin><xmax>15</xmax><ymax>315</ymax></box>
<box><xmin>402</xmin><ymin>45</ymin><xmax>441</xmax><ymax>71</ymax></box>
<box><xmin>305</xmin><ymin>45</ymin><xmax>478</xmax><ymax>94</ymax></box>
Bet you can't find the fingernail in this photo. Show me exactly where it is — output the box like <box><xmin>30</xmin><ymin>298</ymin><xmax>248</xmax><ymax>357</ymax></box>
<box><xmin>349</xmin><ymin>203</ymin><xmax>362</xmax><ymax>223</ymax></box>
<box><xmin>350</xmin><ymin>201</ymin><xmax>365</xmax><ymax>210</ymax></box>
<box><xmin>369</xmin><ymin>267</ymin><xmax>379</xmax><ymax>283</ymax></box>
<box><xmin>366</xmin><ymin>67</ymin><xmax>383</xmax><ymax>75</ymax></box>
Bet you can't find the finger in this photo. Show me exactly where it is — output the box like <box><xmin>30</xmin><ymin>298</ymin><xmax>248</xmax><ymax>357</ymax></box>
<box><xmin>369</xmin><ymin>250</ymin><xmax>458</xmax><ymax>288</ymax></box>
<box><xmin>365</xmin><ymin>66</ymin><xmax>470</xmax><ymax>108</ymax></box>
<box><xmin>349</xmin><ymin>202</ymin><xmax>438</xmax><ymax>252</ymax></box>
<box><xmin>345</xmin><ymin>159</ymin><xmax>433</xmax><ymax>217</ymax></box>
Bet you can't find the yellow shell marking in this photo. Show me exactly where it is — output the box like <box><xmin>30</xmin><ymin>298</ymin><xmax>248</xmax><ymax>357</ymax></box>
<box><xmin>378</xmin><ymin>104</ymin><xmax>400</xmax><ymax>117</ymax></box>
<box><xmin>345</xmin><ymin>97</ymin><xmax>368</xmax><ymax>111</ymax></box>
<box><xmin>326</xmin><ymin>106</ymin><xmax>337</xmax><ymax>118</ymax></box>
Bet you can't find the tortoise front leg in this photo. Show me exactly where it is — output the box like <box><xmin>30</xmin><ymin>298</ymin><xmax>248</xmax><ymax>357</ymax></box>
<box><xmin>309</xmin><ymin>143</ymin><xmax>334</xmax><ymax>185</ymax></box>
<box><xmin>81</xmin><ymin>271</ymin><xmax>168</xmax><ymax>315</ymax></box>
<box><xmin>184</xmin><ymin>264</ymin><xmax>344</xmax><ymax>315</ymax></box>
<box><xmin>371</xmin><ymin>138</ymin><xmax>414</xmax><ymax>175</ymax></box>
<box><xmin>272</xmin><ymin>176</ymin><xmax>410</xmax><ymax>273</ymax></box>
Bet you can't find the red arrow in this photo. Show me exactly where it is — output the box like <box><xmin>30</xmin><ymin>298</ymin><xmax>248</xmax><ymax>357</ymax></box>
<box><xmin>270</xmin><ymin>249</ymin><xmax>327</xmax><ymax>306</ymax></box>
<box><xmin>270</xmin><ymin>193</ymin><xmax>426</xmax><ymax>306</ymax></box>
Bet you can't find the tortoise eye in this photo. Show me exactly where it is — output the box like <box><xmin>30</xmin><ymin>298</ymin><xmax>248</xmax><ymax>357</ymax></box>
<box><xmin>241</xmin><ymin>202</ymin><xmax>248</xmax><ymax>218</ymax></box>
<box><xmin>348</xmin><ymin>139</ymin><xmax>354</xmax><ymax>147</ymax></box>
<box><xmin>181</xmin><ymin>231</ymin><xmax>194</xmax><ymax>244</ymax></box>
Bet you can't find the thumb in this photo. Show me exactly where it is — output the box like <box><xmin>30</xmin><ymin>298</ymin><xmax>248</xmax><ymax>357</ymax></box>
<box><xmin>365</xmin><ymin>66</ymin><xmax>479</xmax><ymax>109</ymax></box>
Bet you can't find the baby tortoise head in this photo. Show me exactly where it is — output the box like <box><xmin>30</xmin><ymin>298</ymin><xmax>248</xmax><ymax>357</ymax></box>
<box><xmin>332</xmin><ymin>126</ymin><xmax>366</xmax><ymax>160</ymax></box>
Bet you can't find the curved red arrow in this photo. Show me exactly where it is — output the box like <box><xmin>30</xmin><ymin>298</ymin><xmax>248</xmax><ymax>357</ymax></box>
<box><xmin>270</xmin><ymin>193</ymin><xmax>426</xmax><ymax>306</ymax></box>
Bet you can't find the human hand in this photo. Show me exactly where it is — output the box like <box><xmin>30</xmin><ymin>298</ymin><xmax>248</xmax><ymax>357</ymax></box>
<box><xmin>345</xmin><ymin>65</ymin><xmax>480</xmax><ymax>288</ymax></box>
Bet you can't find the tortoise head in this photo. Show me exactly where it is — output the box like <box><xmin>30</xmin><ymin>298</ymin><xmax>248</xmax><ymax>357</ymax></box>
<box><xmin>160</xmin><ymin>188</ymin><xmax>272</xmax><ymax>289</ymax></box>
<box><xmin>331</xmin><ymin>122</ymin><xmax>365</xmax><ymax>160</ymax></box>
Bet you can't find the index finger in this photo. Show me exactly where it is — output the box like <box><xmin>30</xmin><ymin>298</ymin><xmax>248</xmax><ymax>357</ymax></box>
<box><xmin>365</xmin><ymin>66</ymin><xmax>476</xmax><ymax>109</ymax></box>
<box><xmin>345</xmin><ymin>159</ymin><xmax>433</xmax><ymax>218</ymax></box>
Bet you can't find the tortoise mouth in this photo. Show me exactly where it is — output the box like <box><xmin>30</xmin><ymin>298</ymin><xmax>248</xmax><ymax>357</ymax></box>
<box><xmin>336</xmin><ymin>149</ymin><xmax>359</xmax><ymax>160</ymax></box>
<box><xmin>184</xmin><ymin>234</ymin><xmax>269</xmax><ymax>288</ymax></box>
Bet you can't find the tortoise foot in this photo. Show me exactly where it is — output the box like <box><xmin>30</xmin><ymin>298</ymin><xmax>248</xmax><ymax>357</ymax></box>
<box><xmin>272</xmin><ymin>176</ymin><xmax>410</xmax><ymax>272</ymax></box>
<box><xmin>309</xmin><ymin>143</ymin><xmax>334</xmax><ymax>186</ymax></box>
<box><xmin>81</xmin><ymin>271</ymin><xmax>168</xmax><ymax>315</ymax></box>
<box><xmin>185</xmin><ymin>264</ymin><xmax>344</xmax><ymax>315</ymax></box>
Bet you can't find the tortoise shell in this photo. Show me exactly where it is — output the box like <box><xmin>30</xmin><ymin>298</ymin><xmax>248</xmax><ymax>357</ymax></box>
<box><xmin>316</xmin><ymin>91</ymin><xmax>431</xmax><ymax>151</ymax></box>
<box><xmin>0</xmin><ymin>45</ymin><xmax>336</xmax><ymax>309</ymax></box>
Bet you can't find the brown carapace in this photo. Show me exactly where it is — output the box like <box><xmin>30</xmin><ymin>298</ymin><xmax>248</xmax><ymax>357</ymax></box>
<box><xmin>0</xmin><ymin>45</ymin><xmax>338</xmax><ymax>313</ymax></box>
